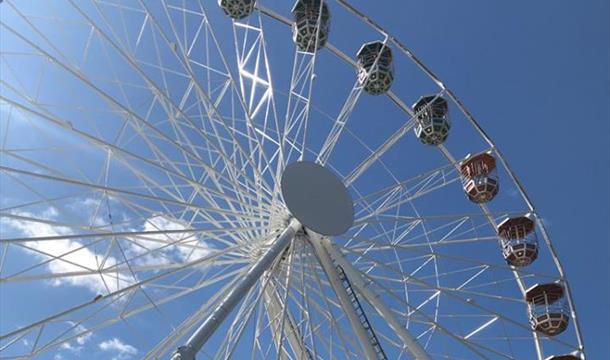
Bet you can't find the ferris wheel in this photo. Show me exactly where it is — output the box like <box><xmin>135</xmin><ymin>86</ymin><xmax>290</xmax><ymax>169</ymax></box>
<box><xmin>0</xmin><ymin>0</ymin><xmax>586</xmax><ymax>359</ymax></box>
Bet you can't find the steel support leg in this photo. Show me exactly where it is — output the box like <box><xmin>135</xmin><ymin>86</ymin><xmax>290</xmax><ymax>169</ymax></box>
<box><xmin>172</xmin><ymin>219</ymin><xmax>301</xmax><ymax>360</ymax></box>
<box><xmin>320</xmin><ymin>237</ymin><xmax>432</xmax><ymax>360</ymax></box>
<box><xmin>308</xmin><ymin>232</ymin><xmax>381</xmax><ymax>360</ymax></box>
<box><xmin>264</xmin><ymin>284</ymin><xmax>313</xmax><ymax>360</ymax></box>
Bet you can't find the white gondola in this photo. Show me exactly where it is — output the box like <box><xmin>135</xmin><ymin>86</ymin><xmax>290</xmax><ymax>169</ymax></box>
<box><xmin>460</xmin><ymin>152</ymin><xmax>499</xmax><ymax>203</ymax></box>
<box><xmin>218</xmin><ymin>0</ymin><xmax>255</xmax><ymax>19</ymax></box>
<box><xmin>413</xmin><ymin>95</ymin><xmax>451</xmax><ymax>145</ymax></box>
<box><xmin>292</xmin><ymin>0</ymin><xmax>330</xmax><ymax>52</ymax></box>
<box><xmin>526</xmin><ymin>283</ymin><xmax>570</xmax><ymax>336</ymax></box>
<box><xmin>356</xmin><ymin>41</ymin><xmax>394</xmax><ymax>95</ymax></box>
<box><xmin>497</xmin><ymin>214</ymin><xmax>539</xmax><ymax>267</ymax></box>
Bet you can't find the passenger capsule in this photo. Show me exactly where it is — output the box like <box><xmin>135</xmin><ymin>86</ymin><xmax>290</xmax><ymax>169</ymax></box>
<box><xmin>292</xmin><ymin>0</ymin><xmax>330</xmax><ymax>52</ymax></box>
<box><xmin>460</xmin><ymin>152</ymin><xmax>499</xmax><ymax>203</ymax></box>
<box><xmin>218</xmin><ymin>0</ymin><xmax>255</xmax><ymax>19</ymax></box>
<box><xmin>497</xmin><ymin>214</ymin><xmax>539</xmax><ymax>267</ymax></box>
<box><xmin>356</xmin><ymin>41</ymin><xmax>394</xmax><ymax>95</ymax></box>
<box><xmin>525</xmin><ymin>283</ymin><xmax>570</xmax><ymax>336</ymax></box>
<box><xmin>545</xmin><ymin>354</ymin><xmax>582</xmax><ymax>360</ymax></box>
<box><xmin>412</xmin><ymin>95</ymin><xmax>450</xmax><ymax>145</ymax></box>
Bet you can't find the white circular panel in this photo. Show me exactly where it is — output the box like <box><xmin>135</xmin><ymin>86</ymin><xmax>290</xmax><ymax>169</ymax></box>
<box><xmin>281</xmin><ymin>161</ymin><xmax>354</xmax><ymax>236</ymax></box>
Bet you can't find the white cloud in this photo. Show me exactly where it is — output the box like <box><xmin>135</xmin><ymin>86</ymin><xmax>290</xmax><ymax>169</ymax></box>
<box><xmin>128</xmin><ymin>215</ymin><xmax>211</xmax><ymax>265</ymax></box>
<box><xmin>1</xmin><ymin>206</ymin><xmax>212</xmax><ymax>296</ymax></box>
<box><xmin>60</xmin><ymin>342</ymin><xmax>80</xmax><ymax>353</ymax></box>
<box><xmin>1</xmin><ymin>210</ymin><xmax>132</xmax><ymax>294</ymax></box>
<box><xmin>98</xmin><ymin>338</ymin><xmax>138</xmax><ymax>359</ymax></box>
<box><xmin>55</xmin><ymin>323</ymin><xmax>92</xmax><ymax>354</ymax></box>
<box><xmin>74</xmin><ymin>324</ymin><xmax>93</xmax><ymax>346</ymax></box>
<box><xmin>68</xmin><ymin>196</ymin><xmax>116</xmax><ymax>227</ymax></box>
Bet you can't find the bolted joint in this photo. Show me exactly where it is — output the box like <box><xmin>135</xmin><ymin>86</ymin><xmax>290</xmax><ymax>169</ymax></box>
<box><xmin>173</xmin><ymin>219</ymin><xmax>301</xmax><ymax>358</ymax></box>
<box><xmin>171</xmin><ymin>345</ymin><xmax>197</xmax><ymax>360</ymax></box>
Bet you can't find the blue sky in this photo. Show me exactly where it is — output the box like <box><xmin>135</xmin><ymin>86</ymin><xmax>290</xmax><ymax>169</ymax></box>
<box><xmin>372</xmin><ymin>0</ymin><xmax>609</xmax><ymax>357</ymax></box>
<box><xmin>0</xmin><ymin>0</ymin><xmax>608</xmax><ymax>359</ymax></box>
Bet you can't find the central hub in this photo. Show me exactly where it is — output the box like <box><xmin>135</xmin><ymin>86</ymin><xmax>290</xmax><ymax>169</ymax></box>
<box><xmin>281</xmin><ymin>161</ymin><xmax>354</xmax><ymax>236</ymax></box>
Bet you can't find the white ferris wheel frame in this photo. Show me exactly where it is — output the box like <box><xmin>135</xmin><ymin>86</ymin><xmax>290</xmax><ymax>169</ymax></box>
<box><xmin>0</xmin><ymin>1</ymin><xmax>585</xmax><ymax>359</ymax></box>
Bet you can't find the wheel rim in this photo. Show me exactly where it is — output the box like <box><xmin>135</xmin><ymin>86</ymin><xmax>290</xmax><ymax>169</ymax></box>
<box><xmin>0</xmin><ymin>1</ymin><xmax>584</xmax><ymax>359</ymax></box>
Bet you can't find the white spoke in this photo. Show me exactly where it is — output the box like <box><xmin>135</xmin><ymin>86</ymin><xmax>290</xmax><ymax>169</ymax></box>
<box><xmin>0</xmin><ymin>1</ymin><xmax>583</xmax><ymax>359</ymax></box>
